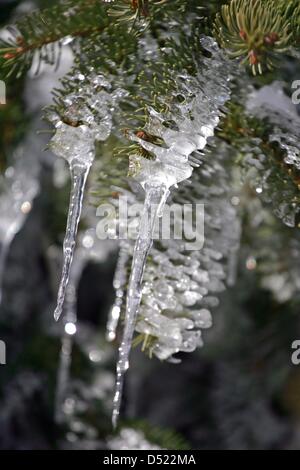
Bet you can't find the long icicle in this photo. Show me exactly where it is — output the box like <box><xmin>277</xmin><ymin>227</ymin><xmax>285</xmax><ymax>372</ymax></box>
<box><xmin>54</xmin><ymin>161</ymin><xmax>91</xmax><ymax>321</ymax></box>
<box><xmin>112</xmin><ymin>183</ymin><xmax>169</xmax><ymax>428</ymax></box>
<box><xmin>110</xmin><ymin>36</ymin><xmax>234</xmax><ymax>424</ymax></box>
<box><xmin>47</xmin><ymin>74</ymin><xmax>125</xmax><ymax>322</ymax></box>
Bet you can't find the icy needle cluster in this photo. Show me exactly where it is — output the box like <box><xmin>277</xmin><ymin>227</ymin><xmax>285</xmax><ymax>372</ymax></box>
<box><xmin>47</xmin><ymin>72</ymin><xmax>126</xmax><ymax>321</ymax></box>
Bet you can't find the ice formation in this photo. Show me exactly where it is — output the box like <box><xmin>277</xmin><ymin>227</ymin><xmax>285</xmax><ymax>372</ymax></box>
<box><xmin>112</xmin><ymin>37</ymin><xmax>235</xmax><ymax>426</ymax></box>
<box><xmin>136</xmin><ymin>139</ymin><xmax>240</xmax><ymax>360</ymax></box>
<box><xmin>55</xmin><ymin>271</ymin><xmax>80</xmax><ymax>424</ymax></box>
<box><xmin>106</xmin><ymin>242</ymin><xmax>130</xmax><ymax>342</ymax></box>
<box><xmin>48</xmin><ymin>74</ymin><xmax>125</xmax><ymax>321</ymax></box>
<box><xmin>246</xmin><ymin>81</ymin><xmax>300</xmax><ymax>227</ymax></box>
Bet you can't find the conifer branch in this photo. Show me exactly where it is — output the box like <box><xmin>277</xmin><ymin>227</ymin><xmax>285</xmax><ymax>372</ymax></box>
<box><xmin>213</xmin><ymin>0</ymin><xmax>293</xmax><ymax>75</ymax></box>
<box><xmin>0</xmin><ymin>0</ymin><xmax>110</xmax><ymax>78</ymax></box>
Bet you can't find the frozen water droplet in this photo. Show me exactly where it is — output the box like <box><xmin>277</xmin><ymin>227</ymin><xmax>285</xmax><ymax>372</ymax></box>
<box><xmin>112</xmin><ymin>183</ymin><xmax>170</xmax><ymax>427</ymax></box>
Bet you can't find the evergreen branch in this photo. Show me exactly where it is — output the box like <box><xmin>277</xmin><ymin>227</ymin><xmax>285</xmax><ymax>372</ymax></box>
<box><xmin>0</xmin><ymin>0</ymin><xmax>110</xmax><ymax>79</ymax></box>
<box><xmin>219</xmin><ymin>102</ymin><xmax>300</xmax><ymax>226</ymax></box>
<box><xmin>213</xmin><ymin>0</ymin><xmax>292</xmax><ymax>75</ymax></box>
<box><xmin>45</xmin><ymin>2</ymin><xmax>219</xmax><ymax>203</ymax></box>
<box><xmin>108</xmin><ymin>0</ymin><xmax>165</xmax><ymax>24</ymax></box>
<box><xmin>109</xmin><ymin>0</ymin><xmax>206</xmax><ymax>36</ymax></box>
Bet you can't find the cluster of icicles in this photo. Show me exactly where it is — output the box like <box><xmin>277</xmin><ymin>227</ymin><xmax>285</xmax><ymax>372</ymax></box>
<box><xmin>48</xmin><ymin>37</ymin><xmax>238</xmax><ymax>427</ymax></box>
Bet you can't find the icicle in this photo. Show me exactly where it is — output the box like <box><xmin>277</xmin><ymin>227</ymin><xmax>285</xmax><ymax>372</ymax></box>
<box><xmin>54</xmin><ymin>160</ymin><xmax>90</xmax><ymax>321</ymax></box>
<box><xmin>111</xmin><ymin>37</ymin><xmax>236</xmax><ymax>426</ymax></box>
<box><xmin>110</xmin><ymin>37</ymin><xmax>236</xmax><ymax>425</ymax></box>
<box><xmin>54</xmin><ymin>242</ymin><xmax>87</xmax><ymax>423</ymax></box>
<box><xmin>48</xmin><ymin>75</ymin><xmax>124</xmax><ymax>321</ymax></box>
<box><xmin>112</xmin><ymin>183</ymin><xmax>170</xmax><ymax>428</ymax></box>
<box><xmin>106</xmin><ymin>242</ymin><xmax>130</xmax><ymax>342</ymax></box>
<box><xmin>0</xmin><ymin>186</ymin><xmax>38</xmax><ymax>304</ymax></box>
<box><xmin>49</xmin><ymin>122</ymin><xmax>96</xmax><ymax>322</ymax></box>
<box><xmin>244</xmin><ymin>82</ymin><xmax>300</xmax><ymax>227</ymax></box>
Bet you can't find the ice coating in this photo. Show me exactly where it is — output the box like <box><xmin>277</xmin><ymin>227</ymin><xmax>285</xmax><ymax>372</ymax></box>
<box><xmin>136</xmin><ymin>140</ymin><xmax>239</xmax><ymax>360</ymax></box>
<box><xmin>53</xmin><ymin>158</ymin><xmax>90</xmax><ymax>322</ymax></box>
<box><xmin>112</xmin><ymin>37</ymin><xmax>234</xmax><ymax>426</ymax></box>
<box><xmin>49</xmin><ymin>74</ymin><xmax>125</xmax><ymax>321</ymax></box>
<box><xmin>245</xmin><ymin>81</ymin><xmax>300</xmax><ymax>227</ymax></box>
<box><xmin>112</xmin><ymin>183</ymin><xmax>171</xmax><ymax>428</ymax></box>
<box><xmin>247</xmin><ymin>81</ymin><xmax>300</xmax><ymax>169</ymax></box>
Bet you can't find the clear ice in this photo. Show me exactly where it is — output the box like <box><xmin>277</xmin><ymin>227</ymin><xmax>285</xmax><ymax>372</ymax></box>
<box><xmin>112</xmin><ymin>37</ymin><xmax>234</xmax><ymax>426</ymax></box>
<box><xmin>112</xmin><ymin>184</ymin><xmax>172</xmax><ymax>428</ymax></box>
<box><xmin>55</xmin><ymin>292</ymin><xmax>77</xmax><ymax>424</ymax></box>
<box><xmin>48</xmin><ymin>74</ymin><xmax>125</xmax><ymax>321</ymax></box>
<box><xmin>106</xmin><ymin>242</ymin><xmax>130</xmax><ymax>342</ymax></box>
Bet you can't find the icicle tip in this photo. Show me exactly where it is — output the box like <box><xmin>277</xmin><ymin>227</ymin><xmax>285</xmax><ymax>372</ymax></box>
<box><xmin>54</xmin><ymin>307</ymin><xmax>62</xmax><ymax>322</ymax></box>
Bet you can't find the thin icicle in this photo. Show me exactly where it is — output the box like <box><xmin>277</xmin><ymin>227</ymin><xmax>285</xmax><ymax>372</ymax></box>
<box><xmin>48</xmin><ymin>74</ymin><xmax>125</xmax><ymax>321</ymax></box>
<box><xmin>49</xmin><ymin>122</ymin><xmax>96</xmax><ymax>322</ymax></box>
<box><xmin>106</xmin><ymin>242</ymin><xmax>130</xmax><ymax>342</ymax></box>
<box><xmin>112</xmin><ymin>37</ymin><xmax>234</xmax><ymax>425</ymax></box>
<box><xmin>112</xmin><ymin>183</ymin><xmax>170</xmax><ymax>428</ymax></box>
<box><xmin>54</xmin><ymin>161</ymin><xmax>90</xmax><ymax>321</ymax></box>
